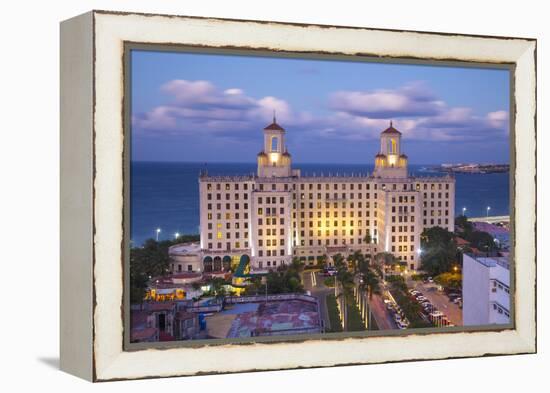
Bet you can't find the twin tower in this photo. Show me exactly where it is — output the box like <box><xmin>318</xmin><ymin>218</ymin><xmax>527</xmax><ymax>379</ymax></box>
<box><xmin>257</xmin><ymin>118</ymin><xmax>408</xmax><ymax>179</ymax></box>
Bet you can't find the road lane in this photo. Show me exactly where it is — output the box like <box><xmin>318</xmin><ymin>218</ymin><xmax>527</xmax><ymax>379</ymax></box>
<box><xmin>410</xmin><ymin>281</ymin><xmax>463</xmax><ymax>326</ymax></box>
<box><xmin>369</xmin><ymin>293</ymin><xmax>397</xmax><ymax>330</ymax></box>
<box><xmin>302</xmin><ymin>270</ymin><xmax>332</xmax><ymax>331</ymax></box>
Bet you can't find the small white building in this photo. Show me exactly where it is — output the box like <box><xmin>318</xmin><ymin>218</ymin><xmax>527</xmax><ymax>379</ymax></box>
<box><xmin>462</xmin><ymin>254</ymin><xmax>511</xmax><ymax>326</ymax></box>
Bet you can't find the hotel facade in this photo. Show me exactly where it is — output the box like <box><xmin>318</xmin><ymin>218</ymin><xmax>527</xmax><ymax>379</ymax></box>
<box><xmin>196</xmin><ymin>119</ymin><xmax>455</xmax><ymax>273</ymax></box>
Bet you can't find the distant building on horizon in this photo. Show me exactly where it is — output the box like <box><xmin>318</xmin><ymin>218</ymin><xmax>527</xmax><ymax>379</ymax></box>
<box><xmin>193</xmin><ymin>118</ymin><xmax>455</xmax><ymax>273</ymax></box>
<box><xmin>462</xmin><ymin>254</ymin><xmax>511</xmax><ymax>326</ymax></box>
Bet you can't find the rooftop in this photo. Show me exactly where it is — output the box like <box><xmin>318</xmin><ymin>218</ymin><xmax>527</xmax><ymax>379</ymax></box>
<box><xmin>467</xmin><ymin>254</ymin><xmax>510</xmax><ymax>270</ymax></box>
<box><xmin>381</xmin><ymin>121</ymin><xmax>402</xmax><ymax>135</ymax></box>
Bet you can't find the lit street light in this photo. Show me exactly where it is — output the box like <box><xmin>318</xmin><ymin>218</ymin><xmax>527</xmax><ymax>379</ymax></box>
<box><xmin>156</xmin><ymin>228</ymin><xmax>161</xmax><ymax>241</ymax></box>
<box><xmin>462</xmin><ymin>207</ymin><xmax>467</xmax><ymax>216</ymax></box>
<box><xmin>486</xmin><ymin>206</ymin><xmax>491</xmax><ymax>218</ymax></box>
<box><xmin>174</xmin><ymin>232</ymin><xmax>180</xmax><ymax>240</ymax></box>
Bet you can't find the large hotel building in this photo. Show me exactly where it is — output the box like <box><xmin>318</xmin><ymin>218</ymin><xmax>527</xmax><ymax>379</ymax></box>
<box><xmin>197</xmin><ymin>119</ymin><xmax>455</xmax><ymax>273</ymax></box>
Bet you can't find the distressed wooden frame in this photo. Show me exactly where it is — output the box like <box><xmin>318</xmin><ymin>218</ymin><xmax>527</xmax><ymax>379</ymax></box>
<box><xmin>60</xmin><ymin>10</ymin><xmax>536</xmax><ymax>382</ymax></box>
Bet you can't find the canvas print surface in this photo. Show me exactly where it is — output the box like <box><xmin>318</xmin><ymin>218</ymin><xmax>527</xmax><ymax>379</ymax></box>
<box><xmin>128</xmin><ymin>49</ymin><xmax>511</xmax><ymax>344</ymax></box>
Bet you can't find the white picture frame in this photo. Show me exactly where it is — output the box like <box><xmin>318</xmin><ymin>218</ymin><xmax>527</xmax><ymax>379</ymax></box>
<box><xmin>60</xmin><ymin>10</ymin><xmax>536</xmax><ymax>381</ymax></box>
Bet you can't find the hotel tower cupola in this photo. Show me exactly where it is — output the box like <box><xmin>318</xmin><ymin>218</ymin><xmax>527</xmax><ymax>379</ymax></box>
<box><xmin>257</xmin><ymin>114</ymin><xmax>294</xmax><ymax>178</ymax></box>
<box><xmin>374</xmin><ymin>121</ymin><xmax>408</xmax><ymax>178</ymax></box>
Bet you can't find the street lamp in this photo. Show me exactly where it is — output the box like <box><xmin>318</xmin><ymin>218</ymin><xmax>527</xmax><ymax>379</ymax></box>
<box><xmin>486</xmin><ymin>206</ymin><xmax>491</xmax><ymax>218</ymax></box>
<box><xmin>174</xmin><ymin>232</ymin><xmax>180</xmax><ymax>240</ymax></box>
<box><xmin>156</xmin><ymin>228</ymin><xmax>161</xmax><ymax>241</ymax></box>
<box><xmin>462</xmin><ymin>207</ymin><xmax>467</xmax><ymax>216</ymax></box>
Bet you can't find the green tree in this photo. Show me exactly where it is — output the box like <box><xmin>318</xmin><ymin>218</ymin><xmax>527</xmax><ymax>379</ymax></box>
<box><xmin>317</xmin><ymin>254</ymin><xmax>328</xmax><ymax>268</ymax></box>
<box><xmin>455</xmin><ymin>214</ymin><xmax>473</xmax><ymax>234</ymax></box>
<box><xmin>434</xmin><ymin>272</ymin><xmax>462</xmax><ymax>290</ymax></box>
<box><xmin>420</xmin><ymin>226</ymin><xmax>457</xmax><ymax>276</ymax></box>
<box><xmin>363</xmin><ymin>233</ymin><xmax>372</xmax><ymax>244</ymax></box>
<box><xmin>374</xmin><ymin>252</ymin><xmax>399</xmax><ymax>280</ymax></box>
<box><xmin>466</xmin><ymin>230</ymin><xmax>496</xmax><ymax>252</ymax></box>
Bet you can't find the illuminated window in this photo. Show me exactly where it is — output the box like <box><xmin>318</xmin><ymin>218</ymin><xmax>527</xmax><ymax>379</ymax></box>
<box><xmin>271</xmin><ymin>136</ymin><xmax>279</xmax><ymax>151</ymax></box>
<box><xmin>217</xmin><ymin>231</ymin><xmax>222</xmax><ymax>239</ymax></box>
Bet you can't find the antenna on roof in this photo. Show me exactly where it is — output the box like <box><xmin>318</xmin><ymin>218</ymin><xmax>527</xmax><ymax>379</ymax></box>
<box><xmin>390</xmin><ymin>120</ymin><xmax>393</xmax><ymax>127</ymax></box>
<box><xmin>273</xmin><ymin>109</ymin><xmax>276</xmax><ymax>123</ymax></box>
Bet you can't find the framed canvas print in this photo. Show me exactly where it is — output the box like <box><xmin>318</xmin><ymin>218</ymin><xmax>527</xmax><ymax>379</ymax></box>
<box><xmin>60</xmin><ymin>10</ymin><xmax>537</xmax><ymax>381</ymax></box>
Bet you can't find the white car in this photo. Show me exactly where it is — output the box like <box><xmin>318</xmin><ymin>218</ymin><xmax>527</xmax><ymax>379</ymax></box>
<box><xmin>397</xmin><ymin>321</ymin><xmax>408</xmax><ymax>329</ymax></box>
<box><xmin>417</xmin><ymin>296</ymin><xmax>427</xmax><ymax>301</ymax></box>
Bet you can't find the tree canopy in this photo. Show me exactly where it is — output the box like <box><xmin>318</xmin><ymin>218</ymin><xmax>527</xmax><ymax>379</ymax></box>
<box><xmin>129</xmin><ymin>235</ymin><xmax>199</xmax><ymax>304</ymax></box>
<box><xmin>420</xmin><ymin>226</ymin><xmax>457</xmax><ymax>276</ymax></box>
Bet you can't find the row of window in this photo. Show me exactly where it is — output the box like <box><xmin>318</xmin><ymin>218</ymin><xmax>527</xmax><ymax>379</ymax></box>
<box><xmin>207</xmin><ymin>193</ymin><xmax>250</xmax><ymax>201</ymax></box>
<box><xmin>208</xmin><ymin>222</ymin><xmax>248</xmax><ymax>230</ymax></box>
<box><xmin>257</xmin><ymin>238</ymin><xmax>284</xmax><ymax>247</ymax></box>
<box><xmin>423</xmin><ymin>210</ymin><xmax>450</xmax><ymax>217</ymax></box>
<box><xmin>257</xmin><ymin>249</ymin><xmax>285</xmax><ymax>257</ymax></box>
<box><xmin>206</xmin><ymin>183</ymin><xmax>250</xmax><ymax>191</ymax></box>
<box><xmin>423</xmin><ymin>218</ymin><xmax>450</xmax><ymax>226</ymax></box>
<box><xmin>391</xmin><ymin>205</ymin><xmax>415</xmax><ymax>213</ymax></box>
<box><xmin>206</xmin><ymin>203</ymin><xmax>249</xmax><ymax>212</ymax></box>
<box><xmin>258</xmin><ymin>217</ymin><xmax>284</xmax><ymax>226</ymax></box>
<box><xmin>205</xmin><ymin>190</ymin><xmax>450</xmax><ymax>204</ymax></box>
<box><xmin>206</xmin><ymin>241</ymin><xmax>249</xmax><ymax>250</ymax></box>
<box><xmin>391</xmin><ymin>214</ymin><xmax>416</xmax><ymax>223</ymax></box>
<box><xmin>391</xmin><ymin>244</ymin><xmax>415</xmax><ymax>253</ymax></box>
<box><xmin>293</xmin><ymin>220</ymin><xmax>376</xmax><ymax>228</ymax></box>
<box><xmin>423</xmin><ymin>192</ymin><xmax>451</xmax><ymax>199</ymax></box>
<box><xmin>423</xmin><ymin>200</ymin><xmax>450</xmax><ymax>208</ymax></box>
<box><xmin>294</xmin><ymin>237</ymin><xmax>376</xmax><ymax>247</ymax></box>
<box><xmin>257</xmin><ymin>207</ymin><xmax>285</xmax><ymax>216</ymax></box>
<box><xmin>391</xmin><ymin>235</ymin><xmax>415</xmax><ymax>243</ymax></box>
<box><xmin>292</xmin><ymin>206</ymin><xmax>378</xmax><ymax>217</ymax></box>
<box><xmin>205</xmin><ymin>181</ymin><xmax>450</xmax><ymax>193</ymax></box>
<box><xmin>209</xmin><ymin>231</ymin><xmax>249</xmax><ymax>240</ymax></box>
<box><xmin>295</xmin><ymin>192</ymin><xmax>380</xmax><ymax>200</ymax></box>
<box><xmin>257</xmin><ymin>196</ymin><xmax>285</xmax><ymax>204</ymax></box>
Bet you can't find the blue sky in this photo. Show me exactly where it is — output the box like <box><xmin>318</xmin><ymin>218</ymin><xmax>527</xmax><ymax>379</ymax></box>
<box><xmin>131</xmin><ymin>50</ymin><xmax>510</xmax><ymax>164</ymax></box>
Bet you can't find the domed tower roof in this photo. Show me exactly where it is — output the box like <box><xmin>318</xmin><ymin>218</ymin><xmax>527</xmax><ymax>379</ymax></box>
<box><xmin>264</xmin><ymin>112</ymin><xmax>285</xmax><ymax>131</ymax></box>
<box><xmin>381</xmin><ymin>121</ymin><xmax>401</xmax><ymax>135</ymax></box>
<box><xmin>375</xmin><ymin>153</ymin><xmax>387</xmax><ymax>158</ymax></box>
<box><xmin>399</xmin><ymin>153</ymin><xmax>408</xmax><ymax>159</ymax></box>
<box><xmin>257</xmin><ymin>151</ymin><xmax>267</xmax><ymax>157</ymax></box>
<box><xmin>282</xmin><ymin>151</ymin><xmax>291</xmax><ymax>157</ymax></box>
<box><xmin>264</xmin><ymin>120</ymin><xmax>285</xmax><ymax>131</ymax></box>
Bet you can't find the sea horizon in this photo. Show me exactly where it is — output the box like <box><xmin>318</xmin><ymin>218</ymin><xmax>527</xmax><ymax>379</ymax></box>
<box><xmin>130</xmin><ymin>161</ymin><xmax>510</xmax><ymax>246</ymax></box>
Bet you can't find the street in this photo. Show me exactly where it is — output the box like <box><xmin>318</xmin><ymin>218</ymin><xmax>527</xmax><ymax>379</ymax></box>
<box><xmin>302</xmin><ymin>270</ymin><xmax>333</xmax><ymax>331</ymax></box>
<box><xmin>408</xmin><ymin>279</ymin><xmax>463</xmax><ymax>326</ymax></box>
<box><xmin>369</xmin><ymin>292</ymin><xmax>397</xmax><ymax>330</ymax></box>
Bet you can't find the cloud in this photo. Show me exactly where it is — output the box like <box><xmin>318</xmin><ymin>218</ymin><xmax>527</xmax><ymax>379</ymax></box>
<box><xmin>133</xmin><ymin>79</ymin><xmax>508</xmax><ymax>145</ymax></box>
<box><xmin>133</xmin><ymin>80</ymin><xmax>294</xmax><ymax>138</ymax></box>
<box><xmin>329</xmin><ymin>82</ymin><xmax>446</xmax><ymax>118</ymax></box>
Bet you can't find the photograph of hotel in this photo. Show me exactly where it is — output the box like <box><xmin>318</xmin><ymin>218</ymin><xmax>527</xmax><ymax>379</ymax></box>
<box><xmin>128</xmin><ymin>49</ymin><xmax>512</xmax><ymax>343</ymax></box>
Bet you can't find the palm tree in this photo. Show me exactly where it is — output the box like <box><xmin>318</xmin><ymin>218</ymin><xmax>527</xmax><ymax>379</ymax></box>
<box><xmin>363</xmin><ymin>233</ymin><xmax>372</xmax><ymax>245</ymax></box>
<box><xmin>374</xmin><ymin>252</ymin><xmax>399</xmax><ymax>281</ymax></box>
<box><xmin>357</xmin><ymin>258</ymin><xmax>381</xmax><ymax>329</ymax></box>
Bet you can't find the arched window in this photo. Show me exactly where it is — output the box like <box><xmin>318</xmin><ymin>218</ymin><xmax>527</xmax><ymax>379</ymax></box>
<box><xmin>271</xmin><ymin>136</ymin><xmax>279</xmax><ymax>152</ymax></box>
<box><xmin>391</xmin><ymin>138</ymin><xmax>397</xmax><ymax>154</ymax></box>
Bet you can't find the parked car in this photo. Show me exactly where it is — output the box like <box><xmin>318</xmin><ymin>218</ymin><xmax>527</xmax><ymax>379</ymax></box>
<box><xmin>417</xmin><ymin>296</ymin><xmax>427</xmax><ymax>302</ymax></box>
<box><xmin>427</xmin><ymin>277</ymin><xmax>434</xmax><ymax>283</ymax></box>
<box><xmin>452</xmin><ymin>297</ymin><xmax>462</xmax><ymax>304</ymax></box>
<box><xmin>397</xmin><ymin>321</ymin><xmax>408</xmax><ymax>329</ymax></box>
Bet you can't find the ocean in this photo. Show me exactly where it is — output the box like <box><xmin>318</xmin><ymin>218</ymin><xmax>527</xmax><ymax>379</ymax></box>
<box><xmin>130</xmin><ymin>162</ymin><xmax>510</xmax><ymax>246</ymax></box>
